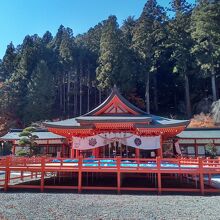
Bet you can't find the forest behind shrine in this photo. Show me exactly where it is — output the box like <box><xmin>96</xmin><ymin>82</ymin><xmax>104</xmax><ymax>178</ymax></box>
<box><xmin>0</xmin><ymin>0</ymin><xmax>220</xmax><ymax>127</ymax></box>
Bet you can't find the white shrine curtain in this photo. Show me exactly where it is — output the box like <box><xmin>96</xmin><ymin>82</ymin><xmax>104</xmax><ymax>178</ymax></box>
<box><xmin>72</xmin><ymin>133</ymin><xmax>160</xmax><ymax>150</ymax></box>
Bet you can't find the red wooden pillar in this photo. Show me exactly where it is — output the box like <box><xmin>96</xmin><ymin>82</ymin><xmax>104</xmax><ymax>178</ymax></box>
<box><xmin>78</xmin><ymin>156</ymin><xmax>83</xmax><ymax>193</ymax></box>
<box><xmin>40</xmin><ymin>158</ymin><xmax>45</xmax><ymax>193</ymax></box>
<box><xmin>135</xmin><ymin>148</ymin><xmax>140</xmax><ymax>158</ymax></box>
<box><xmin>96</xmin><ymin>148</ymin><xmax>100</xmax><ymax>158</ymax></box>
<box><xmin>4</xmin><ymin>157</ymin><xmax>10</xmax><ymax>192</ymax></box>
<box><xmin>76</xmin><ymin>150</ymin><xmax>79</xmax><ymax>158</ymax></box>
<box><xmin>70</xmin><ymin>148</ymin><xmax>75</xmax><ymax>158</ymax></box>
<box><xmin>156</xmin><ymin>157</ymin><xmax>162</xmax><ymax>194</ymax></box>
<box><xmin>199</xmin><ymin>158</ymin><xmax>204</xmax><ymax>195</ymax></box>
<box><xmin>92</xmin><ymin>149</ymin><xmax>96</xmax><ymax>157</ymax></box>
<box><xmin>156</xmin><ymin>148</ymin><xmax>162</xmax><ymax>158</ymax></box>
<box><xmin>12</xmin><ymin>145</ymin><xmax>16</xmax><ymax>155</ymax></box>
<box><xmin>117</xmin><ymin>156</ymin><xmax>121</xmax><ymax>194</ymax></box>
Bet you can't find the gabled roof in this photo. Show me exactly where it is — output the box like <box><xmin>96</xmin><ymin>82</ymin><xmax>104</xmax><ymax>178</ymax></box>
<box><xmin>44</xmin><ymin>86</ymin><xmax>189</xmax><ymax>129</ymax></box>
<box><xmin>84</xmin><ymin>85</ymin><xmax>147</xmax><ymax>116</ymax></box>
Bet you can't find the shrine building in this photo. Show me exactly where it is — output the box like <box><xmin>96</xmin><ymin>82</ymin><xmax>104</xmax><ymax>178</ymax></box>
<box><xmin>44</xmin><ymin>86</ymin><xmax>189</xmax><ymax>158</ymax></box>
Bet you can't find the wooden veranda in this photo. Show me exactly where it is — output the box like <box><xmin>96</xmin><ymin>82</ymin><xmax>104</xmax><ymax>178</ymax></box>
<box><xmin>1</xmin><ymin>156</ymin><xmax>220</xmax><ymax>195</ymax></box>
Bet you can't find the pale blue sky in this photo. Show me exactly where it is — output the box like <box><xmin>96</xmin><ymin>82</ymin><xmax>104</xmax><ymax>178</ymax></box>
<box><xmin>0</xmin><ymin>0</ymin><xmax>195</xmax><ymax>59</ymax></box>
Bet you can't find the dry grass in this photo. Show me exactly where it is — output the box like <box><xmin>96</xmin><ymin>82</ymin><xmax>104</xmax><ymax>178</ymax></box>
<box><xmin>189</xmin><ymin>113</ymin><xmax>216</xmax><ymax>128</ymax></box>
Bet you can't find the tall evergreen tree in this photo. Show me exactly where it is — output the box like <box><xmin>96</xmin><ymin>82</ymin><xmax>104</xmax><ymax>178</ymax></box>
<box><xmin>0</xmin><ymin>42</ymin><xmax>17</xmax><ymax>81</ymax></box>
<box><xmin>168</xmin><ymin>0</ymin><xmax>194</xmax><ymax>118</ymax></box>
<box><xmin>191</xmin><ymin>0</ymin><xmax>220</xmax><ymax>101</ymax></box>
<box><xmin>96</xmin><ymin>16</ymin><xmax>123</xmax><ymax>90</ymax></box>
<box><xmin>24</xmin><ymin>60</ymin><xmax>55</xmax><ymax>124</ymax></box>
<box><xmin>132</xmin><ymin>0</ymin><xmax>167</xmax><ymax>113</ymax></box>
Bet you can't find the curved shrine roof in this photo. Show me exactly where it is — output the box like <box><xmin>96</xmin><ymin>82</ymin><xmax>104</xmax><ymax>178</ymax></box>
<box><xmin>44</xmin><ymin>86</ymin><xmax>189</xmax><ymax>130</ymax></box>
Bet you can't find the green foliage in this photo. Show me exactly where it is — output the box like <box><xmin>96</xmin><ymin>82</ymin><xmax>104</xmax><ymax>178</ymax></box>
<box><xmin>19</xmin><ymin>126</ymin><xmax>39</xmax><ymax>156</ymax></box>
<box><xmin>0</xmin><ymin>0</ymin><xmax>220</xmax><ymax>122</ymax></box>
<box><xmin>205</xmin><ymin>143</ymin><xmax>217</xmax><ymax>158</ymax></box>
<box><xmin>191</xmin><ymin>0</ymin><xmax>220</xmax><ymax>73</ymax></box>
<box><xmin>96</xmin><ymin>16</ymin><xmax>123</xmax><ymax>90</ymax></box>
<box><xmin>23</xmin><ymin>60</ymin><xmax>55</xmax><ymax>124</ymax></box>
<box><xmin>16</xmin><ymin>149</ymin><xmax>29</xmax><ymax>157</ymax></box>
<box><xmin>191</xmin><ymin>0</ymin><xmax>220</xmax><ymax>101</ymax></box>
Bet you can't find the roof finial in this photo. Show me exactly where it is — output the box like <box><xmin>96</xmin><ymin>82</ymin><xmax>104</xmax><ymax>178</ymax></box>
<box><xmin>112</xmin><ymin>84</ymin><xmax>119</xmax><ymax>93</ymax></box>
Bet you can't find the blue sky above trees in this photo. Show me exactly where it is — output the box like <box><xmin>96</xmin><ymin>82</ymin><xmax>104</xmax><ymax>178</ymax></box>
<box><xmin>0</xmin><ymin>0</ymin><xmax>195</xmax><ymax>59</ymax></box>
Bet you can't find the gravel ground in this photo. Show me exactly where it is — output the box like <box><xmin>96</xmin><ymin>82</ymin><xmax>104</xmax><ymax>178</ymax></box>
<box><xmin>0</xmin><ymin>192</ymin><xmax>220</xmax><ymax>220</ymax></box>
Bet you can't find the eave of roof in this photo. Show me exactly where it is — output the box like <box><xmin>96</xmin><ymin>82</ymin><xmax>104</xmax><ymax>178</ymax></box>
<box><xmin>177</xmin><ymin>128</ymin><xmax>220</xmax><ymax>139</ymax></box>
<box><xmin>76</xmin><ymin>116</ymin><xmax>152</xmax><ymax>123</ymax></box>
<box><xmin>0</xmin><ymin>131</ymin><xmax>66</xmax><ymax>141</ymax></box>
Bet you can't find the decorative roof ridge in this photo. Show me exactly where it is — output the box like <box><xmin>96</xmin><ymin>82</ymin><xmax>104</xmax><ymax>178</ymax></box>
<box><xmin>83</xmin><ymin>86</ymin><xmax>147</xmax><ymax>116</ymax></box>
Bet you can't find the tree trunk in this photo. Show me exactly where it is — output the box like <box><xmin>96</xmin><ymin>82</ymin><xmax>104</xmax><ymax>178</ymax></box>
<box><xmin>94</xmin><ymin>87</ymin><xmax>97</xmax><ymax>107</ymax></box>
<box><xmin>73</xmin><ymin>70</ymin><xmax>78</xmax><ymax>117</ymax></box>
<box><xmin>79</xmin><ymin>63</ymin><xmax>83</xmax><ymax>115</ymax></box>
<box><xmin>63</xmin><ymin>75</ymin><xmax>66</xmax><ymax>115</ymax></box>
<box><xmin>59</xmin><ymin>76</ymin><xmax>62</xmax><ymax>114</ymax></box>
<box><xmin>153</xmin><ymin>73</ymin><xmax>158</xmax><ymax>112</ymax></box>
<box><xmin>79</xmin><ymin>79</ymin><xmax>82</xmax><ymax>115</ymax></box>
<box><xmin>87</xmin><ymin>64</ymin><xmax>90</xmax><ymax>112</ymax></box>
<box><xmin>67</xmin><ymin>71</ymin><xmax>70</xmax><ymax>117</ymax></box>
<box><xmin>184</xmin><ymin>74</ymin><xmax>191</xmax><ymax>118</ymax></box>
<box><xmin>145</xmin><ymin>72</ymin><xmax>150</xmax><ymax>114</ymax></box>
<box><xmin>99</xmin><ymin>89</ymin><xmax>102</xmax><ymax>104</ymax></box>
<box><xmin>211</xmin><ymin>71</ymin><xmax>217</xmax><ymax>101</ymax></box>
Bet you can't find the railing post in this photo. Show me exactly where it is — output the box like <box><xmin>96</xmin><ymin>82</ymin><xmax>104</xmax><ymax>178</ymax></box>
<box><xmin>117</xmin><ymin>156</ymin><xmax>121</xmax><ymax>194</ymax></box>
<box><xmin>78</xmin><ymin>156</ymin><xmax>83</xmax><ymax>193</ymax></box>
<box><xmin>156</xmin><ymin>157</ymin><xmax>162</xmax><ymax>194</ymax></box>
<box><xmin>4</xmin><ymin>156</ymin><xmax>10</xmax><ymax>192</ymax></box>
<box><xmin>40</xmin><ymin>158</ymin><xmax>45</xmax><ymax>192</ymax></box>
<box><xmin>199</xmin><ymin>158</ymin><xmax>204</xmax><ymax>195</ymax></box>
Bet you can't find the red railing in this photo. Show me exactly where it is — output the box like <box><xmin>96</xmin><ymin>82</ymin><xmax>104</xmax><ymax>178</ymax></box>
<box><xmin>1</xmin><ymin>156</ymin><xmax>220</xmax><ymax>194</ymax></box>
<box><xmin>1</xmin><ymin>156</ymin><xmax>220</xmax><ymax>172</ymax></box>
